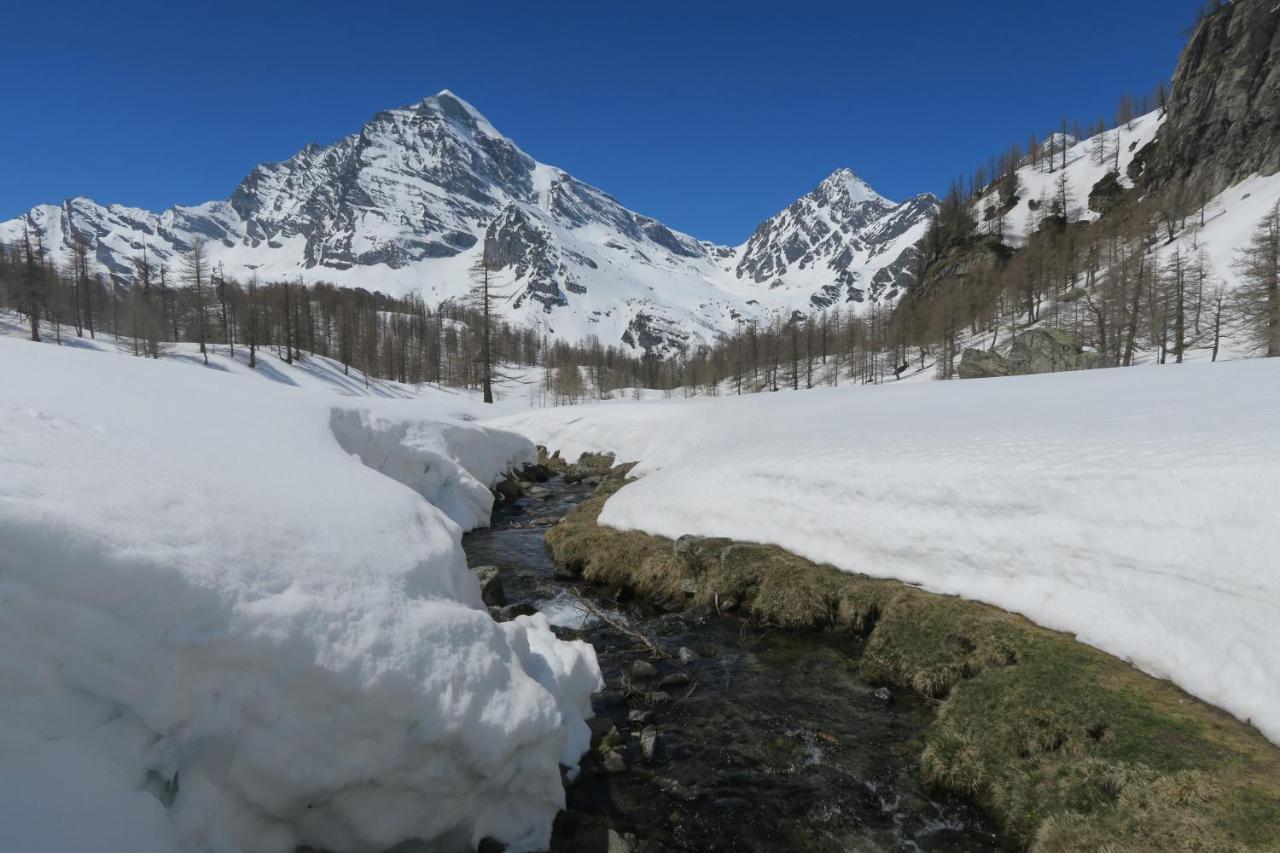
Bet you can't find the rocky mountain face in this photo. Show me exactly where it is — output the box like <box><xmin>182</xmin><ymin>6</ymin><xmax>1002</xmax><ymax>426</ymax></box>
<box><xmin>734</xmin><ymin>169</ymin><xmax>936</xmax><ymax>310</ymax></box>
<box><xmin>1134</xmin><ymin>0</ymin><xmax>1280</xmax><ymax>202</ymax></box>
<box><xmin>0</xmin><ymin>92</ymin><xmax>935</xmax><ymax>358</ymax></box>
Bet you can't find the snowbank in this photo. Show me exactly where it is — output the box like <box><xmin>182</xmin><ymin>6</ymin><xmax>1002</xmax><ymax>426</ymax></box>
<box><xmin>0</xmin><ymin>335</ymin><xmax>600</xmax><ymax>853</ymax></box>
<box><xmin>490</xmin><ymin>361</ymin><xmax>1280</xmax><ymax>744</ymax></box>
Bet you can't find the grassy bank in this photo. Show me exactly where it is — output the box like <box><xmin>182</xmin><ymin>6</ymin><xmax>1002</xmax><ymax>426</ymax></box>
<box><xmin>541</xmin><ymin>452</ymin><xmax>1280</xmax><ymax>852</ymax></box>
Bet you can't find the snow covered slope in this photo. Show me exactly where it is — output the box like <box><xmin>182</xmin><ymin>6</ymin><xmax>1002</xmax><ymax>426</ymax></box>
<box><xmin>0</xmin><ymin>92</ymin><xmax>935</xmax><ymax>358</ymax></box>
<box><xmin>489</xmin><ymin>361</ymin><xmax>1280</xmax><ymax>746</ymax></box>
<box><xmin>0</xmin><ymin>335</ymin><xmax>601</xmax><ymax>853</ymax></box>
<box><xmin>979</xmin><ymin>111</ymin><xmax>1165</xmax><ymax>245</ymax></box>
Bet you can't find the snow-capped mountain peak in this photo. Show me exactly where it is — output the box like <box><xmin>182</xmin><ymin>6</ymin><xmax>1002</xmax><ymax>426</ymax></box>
<box><xmin>732</xmin><ymin>168</ymin><xmax>935</xmax><ymax>309</ymax></box>
<box><xmin>819</xmin><ymin>167</ymin><xmax>892</xmax><ymax>207</ymax></box>
<box><xmin>0</xmin><ymin>92</ymin><xmax>937</xmax><ymax>356</ymax></box>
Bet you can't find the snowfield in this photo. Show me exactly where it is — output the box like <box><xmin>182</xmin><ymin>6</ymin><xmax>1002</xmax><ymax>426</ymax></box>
<box><xmin>0</xmin><ymin>335</ymin><xmax>600</xmax><ymax>853</ymax></box>
<box><xmin>489</xmin><ymin>360</ymin><xmax>1280</xmax><ymax>745</ymax></box>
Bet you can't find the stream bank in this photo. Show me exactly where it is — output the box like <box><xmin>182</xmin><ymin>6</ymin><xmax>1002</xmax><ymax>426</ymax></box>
<box><xmin>466</xmin><ymin>464</ymin><xmax>1003</xmax><ymax>852</ymax></box>
<box><xmin>528</xmin><ymin>453</ymin><xmax>1280</xmax><ymax>852</ymax></box>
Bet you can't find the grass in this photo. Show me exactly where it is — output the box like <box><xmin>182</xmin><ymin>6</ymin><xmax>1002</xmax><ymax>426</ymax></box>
<box><xmin>545</xmin><ymin>456</ymin><xmax>1280</xmax><ymax>852</ymax></box>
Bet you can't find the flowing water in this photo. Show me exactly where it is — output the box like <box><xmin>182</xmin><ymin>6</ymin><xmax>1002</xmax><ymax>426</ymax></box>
<box><xmin>463</xmin><ymin>477</ymin><xmax>1005</xmax><ymax>853</ymax></box>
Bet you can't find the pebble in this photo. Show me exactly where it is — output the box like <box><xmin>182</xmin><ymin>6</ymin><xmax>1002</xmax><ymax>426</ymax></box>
<box><xmin>872</xmin><ymin>687</ymin><xmax>894</xmax><ymax>704</ymax></box>
<box><xmin>640</xmin><ymin>727</ymin><xmax>658</xmax><ymax>762</ymax></box>
<box><xmin>677</xmin><ymin>647</ymin><xmax>697</xmax><ymax>664</ymax></box>
<box><xmin>601</xmin><ymin>750</ymin><xmax>627</xmax><ymax>774</ymax></box>
<box><xmin>472</xmin><ymin>565</ymin><xmax>505</xmax><ymax>607</ymax></box>
<box><xmin>630</xmin><ymin>660</ymin><xmax>658</xmax><ymax>680</ymax></box>
<box><xmin>627</xmin><ymin>709</ymin><xmax>652</xmax><ymax>725</ymax></box>
<box><xmin>655</xmin><ymin>777</ymin><xmax>700</xmax><ymax>802</ymax></box>
<box><xmin>606</xmin><ymin>829</ymin><xmax>638</xmax><ymax>853</ymax></box>
<box><xmin>658</xmin><ymin>672</ymin><xmax>690</xmax><ymax>690</ymax></box>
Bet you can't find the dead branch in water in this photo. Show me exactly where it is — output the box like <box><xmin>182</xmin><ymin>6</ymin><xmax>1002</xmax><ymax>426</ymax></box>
<box><xmin>574</xmin><ymin>598</ymin><xmax>665</xmax><ymax>659</ymax></box>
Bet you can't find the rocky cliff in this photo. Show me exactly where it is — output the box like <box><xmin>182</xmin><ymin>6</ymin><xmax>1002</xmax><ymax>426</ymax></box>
<box><xmin>1135</xmin><ymin>0</ymin><xmax>1280</xmax><ymax>202</ymax></box>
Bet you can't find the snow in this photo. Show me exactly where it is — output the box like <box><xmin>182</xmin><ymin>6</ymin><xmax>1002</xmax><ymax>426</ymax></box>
<box><xmin>489</xmin><ymin>360</ymin><xmax>1280</xmax><ymax>745</ymax></box>
<box><xmin>0</xmin><ymin>334</ymin><xmax>601</xmax><ymax>853</ymax></box>
<box><xmin>992</xmin><ymin>111</ymin><xmax>1165</xmax><ymax>245</ymax></box>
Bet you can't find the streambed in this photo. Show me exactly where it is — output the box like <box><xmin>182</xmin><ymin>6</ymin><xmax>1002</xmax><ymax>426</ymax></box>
<box><xmin>464</xmin><ymin>476</ymin><xmax>1003</xmax><ymax>853</ymax></box>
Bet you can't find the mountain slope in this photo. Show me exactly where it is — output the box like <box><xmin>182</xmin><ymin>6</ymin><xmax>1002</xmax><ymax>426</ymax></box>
<box><xmin>0</xmin><ymin>92</ymin><xmax>936</xmax><ymax>357</ymax></box>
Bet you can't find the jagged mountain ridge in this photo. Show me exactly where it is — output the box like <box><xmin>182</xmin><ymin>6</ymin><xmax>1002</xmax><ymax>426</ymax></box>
<box><xmin>0</xmin><ymin>91</ymin><xmax>936</xmax><ymax>357</ymax></box>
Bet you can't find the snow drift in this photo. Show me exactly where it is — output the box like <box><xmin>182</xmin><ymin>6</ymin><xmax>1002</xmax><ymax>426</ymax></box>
<box><xmin>490</xmin><ymin>360</ymin><xmax>1280</xmax><ymax>745</ymax></box>
<box><xmin>0</xmin><ymin>335</ymin><xmax>600</xmax><ymax>853</ymax></box>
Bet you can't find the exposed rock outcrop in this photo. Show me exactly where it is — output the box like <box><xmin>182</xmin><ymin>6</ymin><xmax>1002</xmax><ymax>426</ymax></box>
<box><xmin>1135</xmin><ymin>0</ymin><xmax>1280</xmax><ymax>202</ymax></box>
<box><xmin>958</xmin><ymin>328</ymin><xmax>1105</xmax><ymax>379</ymax></box>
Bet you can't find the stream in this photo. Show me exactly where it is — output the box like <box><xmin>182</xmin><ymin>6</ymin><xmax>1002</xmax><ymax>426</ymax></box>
<box><xmin>463</xmin><ymin>475</ymin><xmax>1005</xmax><ymax>853</ymax></box>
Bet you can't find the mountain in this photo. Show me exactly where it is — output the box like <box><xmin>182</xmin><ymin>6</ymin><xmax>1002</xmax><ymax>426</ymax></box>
<box><xmin>0</xmin><ymin>91</ymin><xmax>935</xmax><ymax>358</ymax></box>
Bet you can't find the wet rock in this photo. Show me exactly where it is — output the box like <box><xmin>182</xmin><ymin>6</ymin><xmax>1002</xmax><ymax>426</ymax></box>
<box><xmin>650</xmin><ymin>614</ymin><xmax>688</xmax><ymax>636</ymax></box>
<box><xmin>492</xmin><ymin>476</ymin><xmax>523</xmax><ymax>505</ymax></box>
<box><xmin>645</xmin><ymin>691</ymin><xmax>672</xmax><ymax>706</ymax></box>
<box><xmin>600</xmin><ymin>728</ymin><xmax>626</xmax><ymax>752</ymax></box>
<box><xmin>601</xmin><ymin>750</ymin><xmax>627</xmax><ymax>774</ymax></box>
<box><xmin>515</xmin><ymin>463</ymin><xmax>551</xmax><ymax>483</ymax></box>
<box><xmin>716</xmin><ymin>596</ymin><xmax>739</xmax><ymax>614</ymax></box>
<box><xmin>628</xmin><ymin>709</ymin><xmax>652</xmax><ymax>725</ymax></box>
<box><xmin>630</xmin><ymin>660</ymin><xmax>658</xmax><ymax>680</ymax></box>
<box><xmin>640</xmin><ymin>727</ymin><xmax>658</xmax><ymax>762</ymax></box>
<box><xmin>587</xmin><ymin>716</ymin><xmax>617</xmax><ymax>747</ymax></box>
<box><xmin>872</xmin><ymin>687</ymin><xmax>894</xmax><ymax>704</ymax></box>
<box><xmin>606</xmin><ymin>830</ymin><xmax>638</xmax><ymax>853</ymax></box>
<box><xmin>658</xmin><ymin>672</ymin><xmax>690</xmax><ymax>690</ymax></box>
<box><xmin>472</xmin><ymin>565</ymin><xmax>506</xmax><ymax>607</ymax></box>
<box><xmin>493</xmin><ymin>602</ymin><xmax>538</xmax><ymax>621</ymax></box>
<box><xmin>677</xmin><ymin>646</ymin><xmax>698</xmax><ymax>664</ymax></box>
<box><xmin>655</xmin><ymin>777</ymin><xmax>700</xmax><ymax>802</ymax></box>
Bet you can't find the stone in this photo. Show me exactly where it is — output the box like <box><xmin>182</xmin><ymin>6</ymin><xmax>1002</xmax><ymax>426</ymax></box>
<box><xmin>658</xmin><ymin>672</ymin><xmax>690</xmax><ymax>690</ymax></box>
<box><xmin>495</xmin><ymin>603</ymin><xmax>538</xmax><ymax>621</ymax></box>
<box><xmin>492</xmin><ymin>476</ymin><xmax>523</xmax><ymax>505</ymax></box>
<box><xmin>606</xmin><ymin>830</ymin><xmax>638</xmax><ymax>853</ymax></box>
<box><xmin>472</xmin><ymin>566</ymin><xmax>505</xmax><ymax>607</ymax></box>
<box><xmin>646</xmin><ymin>691</ymin><xmax>672</xmax><ymax>706</ymax></box>
<box><xmin>1007</xmin><ymin>328</ymin><xmax>1106</xmax><ymax>375</ymax></box>
<box><xmin>872</xmin><ymin>687</ymin><xmax>894</xmax><ymax>704</ymax></box>
<box><xmin>587</xmin><ymin>716</ymin><xmax>617</xmax><ymax>742</ymax></box>
<box><xmin>628</xmin><ymin>709</ymin><xmax>652</xmax><ymax>725</ymax></box>
<box><xmin>677</xmin><ymin>646</ymin><xmax>697</xmax><ymax>664</ymax></box>
<box><xmin>679</xmin><ymin>578</ymin><xmax>698</xmax><ymax>596</ymax></box>
<box><xmin>601</xmin><ymin>751</ymin><xmax>626</xmax><ymax>774</ymax></box>
<box><xmin>640</xmin><ymin>727</ymin><xmax>658</xmax><ymax>762</ymax></box>
<box><xmin>630</xmin><ymin>660</ymin><xmax>658</xmax><ymax>680</ymax></box>
<box><xmin>961</xmin><ymin>328</ymin><xmax>1107</xmax><ymax>380</ymax></box>
<box><xmin>655</xmin><ymin>777</ymin><xmax>700</xmax><ymax>802</ymax></box>
<box><xmin>957</xmin><ymin>347</ymin><xmax>1010</xmax><ymax>380</ymax></box>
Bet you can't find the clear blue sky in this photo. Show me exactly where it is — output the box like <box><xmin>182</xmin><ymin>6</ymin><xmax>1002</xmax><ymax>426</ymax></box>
<box><xmin>3</xmin><ymin>0</ymin><xmax>1203</xmax><ymax>244</ymax></box>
